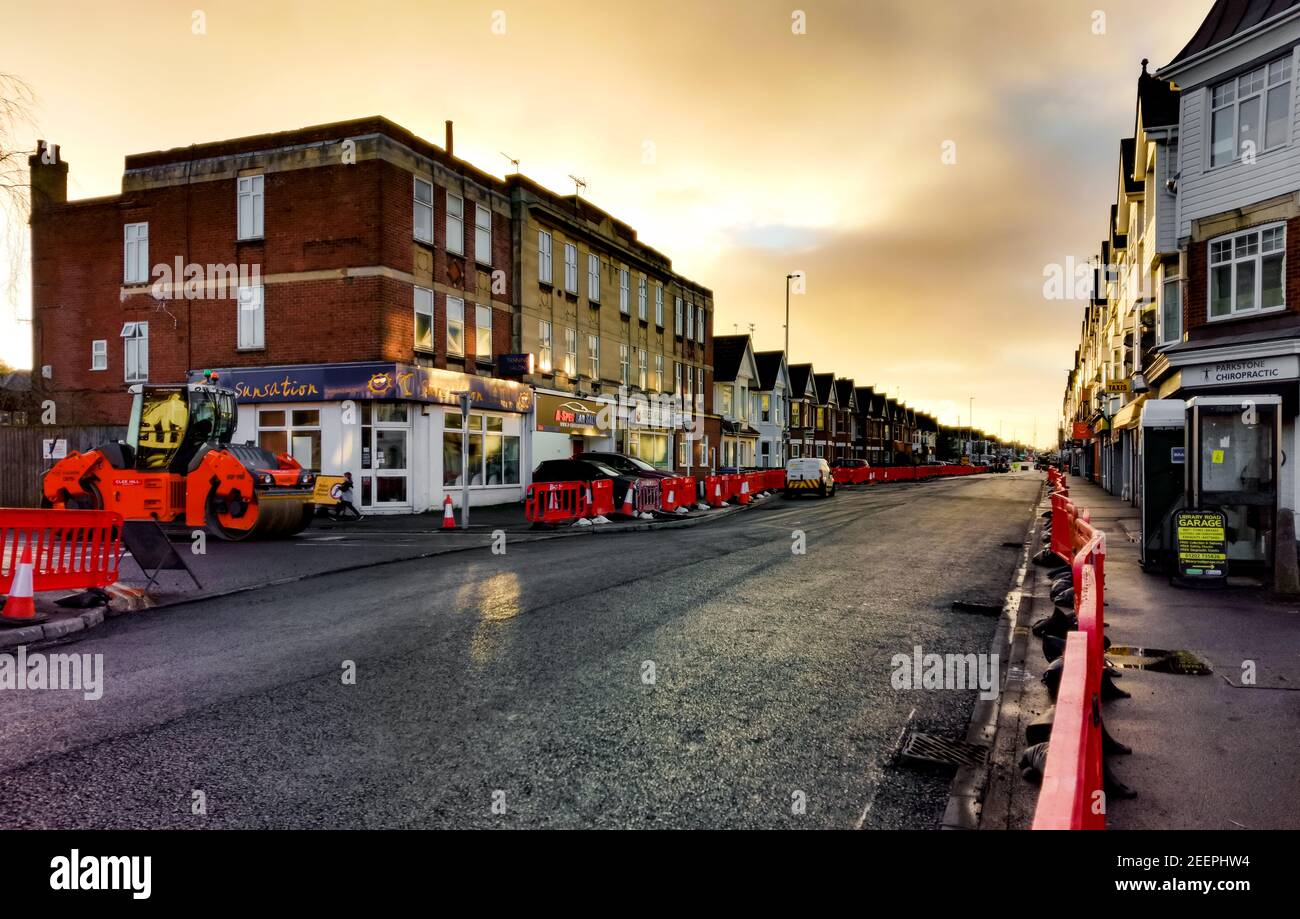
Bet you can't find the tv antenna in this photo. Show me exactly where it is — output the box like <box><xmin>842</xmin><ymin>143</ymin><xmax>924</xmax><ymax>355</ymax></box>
<box><xmin>568</xmin><ymin>175</ymin><xmax>587</xmax><ymax>197</ymax></box>
<box><xmin>500</xmin><ymin>152</ymin><xmax>520</xmax><ymax>173</ymax></box>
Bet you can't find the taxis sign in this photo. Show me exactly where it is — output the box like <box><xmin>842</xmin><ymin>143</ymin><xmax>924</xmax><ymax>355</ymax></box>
<box><xmin>1174</xmin><ymin>509</ymin><xmax>1228</xmax><ymax>580</ymax></box>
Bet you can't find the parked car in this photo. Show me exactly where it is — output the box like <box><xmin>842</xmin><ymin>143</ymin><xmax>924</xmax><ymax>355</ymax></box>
<box><xmin>531</xmin><ymin>458</ymin><xmax>643</xmax><ymax>507</ymax></box>
<box><xmin>784</xmin><ymin>457</ymin><xmax>835</xmax><ymax>499</ymax></box>
<box><xmin>830</xmin><ymin>458</ymin><xmax>869</xmax><ymax>470</ymax></box>
<box><xmin>575</xmin><ymin>452</ymin><xmax>674</xmax><ymax>480</ymax></box>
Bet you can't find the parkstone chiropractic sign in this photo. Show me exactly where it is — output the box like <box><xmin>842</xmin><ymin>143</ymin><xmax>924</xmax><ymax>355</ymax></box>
<box><xmin>1183</xmin><ymin>355</ymin><xmax>1300</xmax><ymax>389</ymax></box>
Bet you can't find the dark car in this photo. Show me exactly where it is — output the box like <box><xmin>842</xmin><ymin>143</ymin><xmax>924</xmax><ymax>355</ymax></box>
<box><xmin>830</xmin><ymin>459</ymin><xmax>869</xmax><ymax>469</ymax></box>
<box><xmin>531</xmin><ymin>458</ymin><xmax>643</xmax><ymax>507</ymax></box>
<box><xmin>574</xmin><ymin>451</ymin><xmax>674</xmax><ymax>480</ymax></box>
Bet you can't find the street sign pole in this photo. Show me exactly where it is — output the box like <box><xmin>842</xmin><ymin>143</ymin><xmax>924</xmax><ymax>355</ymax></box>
<box><xmin>457</xmin><ymin>391</ymin><xmax>472</xmax><ymax>530</ymax></box>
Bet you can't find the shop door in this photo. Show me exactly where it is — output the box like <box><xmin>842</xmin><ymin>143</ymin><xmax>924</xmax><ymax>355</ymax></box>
<box><xmin>361</xmin><ymin>403</ymin><xmax>411</xmax><ymax>509</ymax></box>
<box><xmin>1189</xmin><ymin>398</ymin><xmax>1280</xmax><ymax>565</ymax></box>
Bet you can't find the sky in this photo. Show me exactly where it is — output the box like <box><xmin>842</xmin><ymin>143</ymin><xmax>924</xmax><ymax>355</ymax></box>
<box><xmin>0</xmin><ymin>0</ymin><xmax>1215</xmax><ymax>447</ymax></box>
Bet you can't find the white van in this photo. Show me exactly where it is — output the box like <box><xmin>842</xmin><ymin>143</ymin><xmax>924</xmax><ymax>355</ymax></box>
<box><xmin>784</xmin><ymin>457</ymin><xmax>835</xmax><ymax>499</ymax></box>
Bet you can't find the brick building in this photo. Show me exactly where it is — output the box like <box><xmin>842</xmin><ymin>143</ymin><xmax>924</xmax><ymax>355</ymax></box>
<box><xmin>30</xmin><ymin>118</ymin><xmax>526</xmax><ymax>514</ymax></box>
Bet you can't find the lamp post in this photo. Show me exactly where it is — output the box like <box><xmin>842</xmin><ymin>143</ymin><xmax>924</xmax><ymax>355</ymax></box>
<box><xmin>785</xmin><ymin>273</ymin><xmax>797</xmax><ymax>464</ymax></box>
<box><xmin>454</xmin><ymin>391</ymin><xmax>472</xmax><ymax>529</ymax></box>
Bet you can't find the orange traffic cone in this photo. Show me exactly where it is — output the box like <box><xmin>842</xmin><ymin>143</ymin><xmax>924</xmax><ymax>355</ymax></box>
<box><xmin>1</xmin><ymin>541</ymin><xmax>45</xmax><ymax>626</ymax></box>
<box><xmin>441</xmin><ymin>495</ymin><xmax>456</xmax><ymax>530</ymax></box>
<box><xmin>621</xmin><ymin>486</ymin><xmax>635</xmax><ymax>516</ymax></box>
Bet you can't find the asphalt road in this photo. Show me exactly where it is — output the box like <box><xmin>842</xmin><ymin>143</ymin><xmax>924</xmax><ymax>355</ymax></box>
<box><xmin>0</xmin><ymin>472</ymin><xmax>1041</xmax><ymax>829</ymax></box>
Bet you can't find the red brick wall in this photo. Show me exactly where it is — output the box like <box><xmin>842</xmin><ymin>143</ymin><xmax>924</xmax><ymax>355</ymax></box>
<box><xmin>31</xmin><ymin>151</ymin><xmax>511</xmax><ymax>424</ymax></box>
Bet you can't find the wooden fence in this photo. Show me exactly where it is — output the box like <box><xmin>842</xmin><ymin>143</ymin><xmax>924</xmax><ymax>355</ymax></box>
<box><xmin>0</xmin><ymin>425</ymin><xmax>124</xmax><ymax>508</ymax></box>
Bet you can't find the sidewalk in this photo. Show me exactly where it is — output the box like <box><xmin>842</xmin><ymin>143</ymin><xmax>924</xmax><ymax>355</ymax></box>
<box><xmin>985</xmin><ymin>475</ymin><xmax>1300</xmax><ymax>830</ymax></box>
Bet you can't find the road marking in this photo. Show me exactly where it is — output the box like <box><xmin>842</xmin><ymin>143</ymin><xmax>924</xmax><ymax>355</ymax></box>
<box><xmin>856</xmin><ymin>706</ymin><xmax>916</xmax><ymax>829</ymax></box>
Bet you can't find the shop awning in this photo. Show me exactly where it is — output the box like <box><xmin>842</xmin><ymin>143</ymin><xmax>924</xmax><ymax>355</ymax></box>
<box><xmin>1111</xmin><ymin>395</ymin><xmax>1148</xmax><ymax>431</ymax></box>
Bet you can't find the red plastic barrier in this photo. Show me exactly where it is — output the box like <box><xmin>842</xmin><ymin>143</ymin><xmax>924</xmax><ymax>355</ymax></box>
<box><xmin>587</xmin><ymin>480</ymin><xmax>614</xmax><ymax>517</ymax></box>
<box><xmin>0</xmin><ymin>508</ymin><xmax>124</xmax><ymax>593</ymax></box>
<box><xmin>525</xmin><ymin>481</ymin><xmax>587</xmax><ymax>524</ymax></box>
<box><xmin>704</xmin><ymin>475</ymin><xmax>726</xmax><ymax>507</ymax></box>
<box><xmin>659</xmin><ymin>477</ymin><xmax>684</xmax><ymax>512</ymax></box>
<box><xmin>832</xmin><ymin>467</ymin><xmax>854</xmax><ymax>485</ymax></box>
<box><xmin>1031</xmin><ymin>631</ymin><xmax>1101</xmax><ymax>829</ymax></box>
<box><xmin>630</xmin><ymin>479</ymin><xmax>661</xmax><ymax>516</ymax></box>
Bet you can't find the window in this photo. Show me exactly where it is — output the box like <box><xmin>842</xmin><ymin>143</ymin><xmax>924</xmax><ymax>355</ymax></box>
<box><xmin>444</xmin><ymin>412</ymin><xmax>520</xmax><ymax>487</ymax></box>
<box><xmin>414</xmin><ymin>178</ymin><xmax>433</xmax><ymax>243</ymax></box>
<box><xmin>563</xmin><ymin>328</ymin><xmax>577</xmax><ymax>376</ymax></box>
<box><xmin>122</xmin><ymin>321</ymin><xmax>148</xmax><ymax>382</ymax></box>
<box><xmin>538</xmin><ymin>320</ymin><xmax>553</xmax><ymax>372</ymax></box>
<box><xmin>696</xmin><ymin>305</ymin><xmax>705</xmax><ymax>343</ymax></box>
<box><xmin>696</xmin><ymin>368</ymin><xmax>704</xmax><ymax>411</ymax></box>
<box><xmin>686</xmin><ymin>302</ymin><xmax>694</xmax><ymax>341</ymax></box>
<box><xmin>588</xmin><ymin>252</ymin><xmax>601</xmax><ymax>301</ymax></box>
<box><xmin>258</xmin><ymin>408</ymin><xmax>321</xmax><ymax>470</ymax></box>
<box><xmin>415</xmin><ymin>286</ymin><xmax>434</xmax><ymax>352</ymax></box>
<box><xmin>1160</xmin><ymin>277</ymin><xmax>1182</xmax><ymax>344</ymax></box>
<box><xmin>587</xmin><ymin>333</ymin><xmax>600</xmax><ymax>379</ymax></box>
<box><xmin>446</xmin><ymin>192</ymin><xmax>464</xmax><ymax>254</ymax></box>
<box><xmin>446</xmin><ymin>297</ymin><xmax>465</xmax><ymax>356</ymax></box>
<box><xmin>475</xmin><ymin>204</ymin><xmax>491</xmax><ymax>265</ymax></box>
<box><xmin>761</xmin><ymin>394</ymin><xmax>771</xmax><ymax>422</ymax></box>
<box><xmin>816</xmin><ymin>407</ymin><xmax>825</xmax><ymax>428</ymax></box>
<box><xmin>90</xmin><ymin>340</ymin><xmax>107</xmax><ymax>371</ymax></box>
<box><xmin>620</xmin><ymin>269</ymin><xmax>630</xmax><ymax>314</ymax></box>
<box><xmin>655</xmin><ymin>354</ymin><xmax>664</xmax><ymax>391</ymax></box>
<box><xmin>719</xmin><ymin>383</ymin><xmax>733</xmax><ymax>417</ymax></box>
<box><xmin>124</xmin><ymin>222</ymin><xmax>148</xmax><ymax>284</ymax></box>
<box><xmin>1210</xmin><ymin>55</ymin><xmax>1292</xmax><ymax>167</ymax></box>
<box><xmin>619</xmin><ymin>342</ymin><xmax>630</xmax><ymax>384</ymax></box>
<box><xmin>638</xmin><ymin>276</ymin><xmax>648</xmax><ymax>320</ymax></box>
<box><xmin>655</xmin><ymin>284</ymin><xmax>664</xmax><ymax>327</ymax></box>
<box><xmin>638</xmin><ymin>348</ymin><xmax>647</xmax><ymax>389</ymax></box>
<box><xmin>674</xmin><ymin>361</ymin><xmax>682</xmax><ymax>394</ymax></box>
<box><xmin>476</xmin><ymin>304</ymin><xmax>493</xmax><ymax>359</ymax></box>
<box><xmin>539</xmin><ymin>230</ymin><xmax>554</xmax><ymax>284</ymax></box>
<box><xmin>237</xmin><ymin>175</ymin><xmax>264</xmax><ymax>240</ymax></box>
<box><xmin>792</xmin><ymin>402</ymin><xmax>802</xmax><ymax>427</ymax></box>
<box><xmin>1208</xmin><ymin>224</ymin><xmax>1285</xmax><ymax>319</ymax></box>
<box><xmin>675</xmin><ymin>297</ymin><xmax>683</xmax><ymax>335</ymax></box>
<box><xmin>564</xmin><ymin>244</ymin><xmax>578</xmax><ymax>293</ymax></box>
<box><xmin>237</xmin><ymin>284</ymin><xmax>265</xmax><ymax>350</ymax></box>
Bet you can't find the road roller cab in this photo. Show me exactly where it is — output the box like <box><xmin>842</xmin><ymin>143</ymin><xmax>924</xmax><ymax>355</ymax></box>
<box><xmin>43</xmin><ymin>375</ymin><xmax>317</xmax><ymax>540</ymax></box>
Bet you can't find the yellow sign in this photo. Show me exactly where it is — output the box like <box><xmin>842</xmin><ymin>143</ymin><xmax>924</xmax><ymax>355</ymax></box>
<box><xmin>312</xmin><ymin>475</ymin><xmax>344</xmax><ymax>506</ymax></box>
<box><xmin>1211</xmin><ymin>449</ymin><xmax>1225</xmax><ymax>465</ymax></box>
<box><xmin>1105</xmin><ymin>380</ymin><xmax>1131</xmax><ymax>394</ymax></box>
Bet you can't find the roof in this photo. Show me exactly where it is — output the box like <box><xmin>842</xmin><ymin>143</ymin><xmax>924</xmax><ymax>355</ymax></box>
<box><xmin>854</xmin><ymin>386</ymin><xmax>875</xmax><ymax>413</ymax></box>
<box><xmin>835</xmin><ymin>378</ymin><xmax>856</xmax><ymax>409</ymax></box>
<box><xmin>753</xmin><ymin>351</ymin><xmax>786</xmax><ymax>391</ymax></box>
<box><xmin>711</xmin><ymin>335</ymin><xmax>749</xmax><ymax>383</ymax></box>
<box><xmin>1138</xmin><ymin>65</ymin><xmax>1181</xmax><ymax>130</ymax></box>
<box><xmin>788</xmin><ymin>363</ymin><xmax>814</xmax><ymax>398</ymax></box>
<box><xmin>812</xmin><ymin>373</ymin><xmax>837</xmax><ymax>406</ymax></box>
<box><xmin>1120</xmin><ymin>139</ymin><xmax>1141</xmax><ymax>195</ymax></box>
<box><xmin>1167</xmin><ymin>0</ymin><xmax>1300</xmax><ymax>68</ymax></box>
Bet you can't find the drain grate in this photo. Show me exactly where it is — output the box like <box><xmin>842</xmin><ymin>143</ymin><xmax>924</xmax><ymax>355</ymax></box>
<box><xmin>898</xmin><ymin>732</ymin><xmax>988</xmax><ymax>771</ymax></box>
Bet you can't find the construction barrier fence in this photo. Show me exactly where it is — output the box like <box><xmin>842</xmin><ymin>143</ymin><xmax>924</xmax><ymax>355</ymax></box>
<box><xmin>0</xmin><ymin>508</ymin><xmax>124</xmax><ymax>593</ymax></box>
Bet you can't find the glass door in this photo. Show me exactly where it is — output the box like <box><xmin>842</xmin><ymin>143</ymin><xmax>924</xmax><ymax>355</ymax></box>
<box><xmin>361</xmin><ymin>402</ymin><xmax>411</xmax><ymax>509</ymax></box>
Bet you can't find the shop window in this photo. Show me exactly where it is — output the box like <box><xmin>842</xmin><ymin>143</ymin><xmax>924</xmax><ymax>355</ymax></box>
<box><xmin>257</xmin><ymin>407</ymin><xmax>321</xmax><ymax>469</ymax></box>
<box><xmin>444</xmin><ymin>412</ymin><xmax>521</xmax><ymax>487</ymax></box>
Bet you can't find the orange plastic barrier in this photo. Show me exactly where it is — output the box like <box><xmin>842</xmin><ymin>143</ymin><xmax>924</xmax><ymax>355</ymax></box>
<box><xmin>0</xmin><ymin>508</ymin><xmax>124</xmax><ymax>593</ymax></box>
<box><xmin>704</xmin><ymin>475</ymin><xmax>726</xmax><ymax>507</ymax></box>
<box><xmin>1031</xmin><ymin>631</ymin><xmax>1100</xmax><ymax>829</ymax></box>
<box><xmin>525</xmin><ymin>481</ymin><xmax>587</xmax><ymax>524</ymax></box>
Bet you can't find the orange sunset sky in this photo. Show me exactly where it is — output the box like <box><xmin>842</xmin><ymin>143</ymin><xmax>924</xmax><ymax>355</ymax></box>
<box><xmin>0</xmin><ymin>0</ymin><xmax>1215</xmax><ymax>446</ymax></box>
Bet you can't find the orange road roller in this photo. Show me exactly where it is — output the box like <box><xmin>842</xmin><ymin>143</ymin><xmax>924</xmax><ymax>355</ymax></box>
<box><xmin>42</xmin><ymin>374</ymin><xmax>317</xmax><ymax>540</ymax></box>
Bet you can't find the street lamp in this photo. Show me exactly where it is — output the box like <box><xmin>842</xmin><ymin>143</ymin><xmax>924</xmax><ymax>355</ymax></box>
<box><xmin>785</xmin><ymin>273</ymin><xmax>797</xmax><ymax>465</ymax></box>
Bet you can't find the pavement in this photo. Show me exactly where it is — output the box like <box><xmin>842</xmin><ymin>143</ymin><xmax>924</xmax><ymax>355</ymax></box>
<box><xmin>0</xmin><ymin>472</ymin><xmax>1040</xmax><ymax>829</ymax></box>
<box><xmin>982</xmin><ymin>475</ymin><xmax>1300</xmax><ymax>830</ymax></box>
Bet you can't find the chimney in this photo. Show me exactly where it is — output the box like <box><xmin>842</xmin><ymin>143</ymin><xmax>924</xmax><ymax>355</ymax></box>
<box><xmin>28</xmin><ymin>140</ymin><xmax>68</xmax><ymax>212</ymax></box>
<box><xmin>445</xmin><ymin>120</ymin><xmax>454</xmax><ymax>157</ymax></box>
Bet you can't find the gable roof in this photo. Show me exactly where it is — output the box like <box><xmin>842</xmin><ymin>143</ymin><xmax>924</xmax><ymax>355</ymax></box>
<box><xmin>788</xmin><ymin>363</ymin><xmax>815</xmax><ymax>398</ymax></box>
<box><xmin>1167</xmin><ymin>0</ymin><xmax>1300</xmax><ymax>69</ymax></box>
<box><xmin>711</xmin><ymin>335</ymin><xmax>750</xmax><ymax>383</ymax></box>
<box><xmin>812</xmin><ymin>373</ymin><xmax>837</xmax><ymax>407</ymax></box>
<box><xmin>854</xmin><ymin>386</ymin><xmax>875</xmax><ymax>414</ymax></box>
<box><xmin>753</xmin><ymin>350</ymin><xmax>788</xmax><ymax>392</ymax></box>
<box><xmin>1137</xmin><ymin>65</ymin><xmax>1181</xmax><ymax>130</ymax></box>
<box><xmin>835</xmin><ymin>378</ymin><xmax>857</xmax><ymax>411</ymax></box>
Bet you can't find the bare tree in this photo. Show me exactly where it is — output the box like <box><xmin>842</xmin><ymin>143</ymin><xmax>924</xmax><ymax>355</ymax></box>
<box><xmin>0</xmin><ymin>73</ymin><xmax>36</xmax><ymax>336</ymax></box>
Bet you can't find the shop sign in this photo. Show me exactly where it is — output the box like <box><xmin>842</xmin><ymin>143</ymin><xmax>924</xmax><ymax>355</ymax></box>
<box><xmin>1171</xmin><ymin>446</ymin><xmax>1185</xmax><ymax>464</ymax></box>
<box><xmin>534</xmin><ymin>392</ymin><xmax>606</xmax><ymax>436</ymax></box>
<box><xmin>1105</xmin><ymin>380</ymin><xmax>1131</xmax><ymax>394</ymax></box>
<box><xmin>497</xmin><ymin>353</ymin><xmax>533</xmax><ymax>378</ymax></box>
<box><xmin>1174</xmin><ymin>509</ymin><xmax>1228</xmax><ymax>579</ymax></box>
<box><xmin>190</xmin><ymin>363</ymin><xmax>533</xmax><ymax>413</ymax></box>
<box><xmin>1072</xmin><ymin>422</ymin><xmax>1093</xmax><ymax>440</ymax></box>
<box><xmin>1183</xmin><ymin>355</ymin><xmax>1300</xmax><ymax>389</ymax></box>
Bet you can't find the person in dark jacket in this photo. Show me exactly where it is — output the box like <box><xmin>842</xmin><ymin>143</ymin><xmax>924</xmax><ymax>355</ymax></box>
<box><xmin>331</xmin><ymin>472</ymin><xmax>363</xmax><ymax>520</ymax></box>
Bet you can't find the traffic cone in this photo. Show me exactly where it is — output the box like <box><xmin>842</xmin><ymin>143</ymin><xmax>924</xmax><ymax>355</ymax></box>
<box><xmin>1</xmin><ymin>541</ymin><xmax>45</xmax><ymax>626</ymax></box>
<box><xmin>441</xmin><ymin>495</ymin><xmax>456</xmax><ymax>530</ymax></box>
<box><xmin>621</xmin><ymin>486</ymin><xmax>635</xmax><ymax>516</ymax></box>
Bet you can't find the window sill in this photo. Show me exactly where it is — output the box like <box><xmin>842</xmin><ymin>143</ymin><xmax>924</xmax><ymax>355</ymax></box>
<box><xmin>414</xmin><ymin>237</ymin><xmax>435</xmax><ymax>249</ymax></box>
<box><xmin>446</xmin><ymin>248</ymin><xmax>466</xmax><ymax>259</ymax></box>
<box><xmin>235</xmin><ymin>347</ymin><xmax>266</xmax><ymax>353</ymax></box>
<box><xmin>236</xmin><ymin>236</ymin><xmax>265</xmax><ymax>244</ymax></box>
<box><xmin>1206</xmin><ymin>144</ymin><xmax>1288</xmax><ymax>173</ymax></box>
<box><xmin>1206</xmin><ymin>305</ymin><xmax>1287</xmax><ymax>324</ymax></box>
